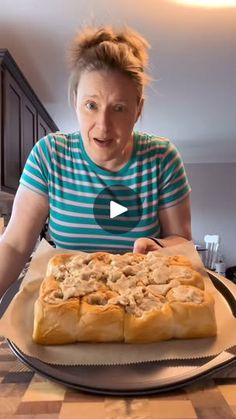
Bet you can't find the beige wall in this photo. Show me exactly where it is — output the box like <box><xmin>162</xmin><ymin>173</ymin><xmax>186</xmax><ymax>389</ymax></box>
<box><xmin>185</xmin><ymin>163</ymin><xmax>236</xmax><ymax>268</ymax></box>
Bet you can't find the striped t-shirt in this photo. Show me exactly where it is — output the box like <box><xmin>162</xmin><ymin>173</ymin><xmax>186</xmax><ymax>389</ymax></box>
<box><xmin>20</xmin><ymin>131</ymin><xmax>191</xmax><ymax>252</ymax></box>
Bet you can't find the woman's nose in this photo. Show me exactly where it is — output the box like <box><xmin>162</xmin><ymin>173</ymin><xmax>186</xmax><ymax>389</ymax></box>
<box><xmin>96</xmin><ymin>109</ymin><xmax>112</xmax><ymax>132</ymax></box>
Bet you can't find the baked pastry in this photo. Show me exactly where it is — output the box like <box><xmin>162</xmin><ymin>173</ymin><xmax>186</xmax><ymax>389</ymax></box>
<box><xmin>124</xmin><ymin>294</ymin><xmax>173</xmax><ymax>343</ymax></box>
<box><xmin>166</xmin><ymin>285</ymin><xmax>217</xmax><ymax>338</ymax></box>
<box><xmin>77</xmin><ymin>290</ymin><xmax>124</xmax><ymax>342</ymax></box>
<box><xmin>33</xmin><ymin>280</ymin><xmax>80</xmax><ymax>344</ymax></box>
<box><xmin>33</xmin><ymin>251</ymin><xmax>217</xmax><ymax>344</ymax></box>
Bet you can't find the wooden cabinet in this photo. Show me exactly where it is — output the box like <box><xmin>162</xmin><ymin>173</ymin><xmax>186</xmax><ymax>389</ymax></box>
<box><xmin>37</xmin><ymin>112</ymin><xmax>51</xmax><ymax>141</ymax></box>
<box><xmin>3</xmin><ymin>71</ymin><xmax>21</xmax><ymax>190</ymax></box>
<box><xmin>22</xmin><ymin>93</ymin><xmax>37</xmax><ymax>169</ymax></box>
<box><xmin>0</xmin><ymin>49</ymin><xmax>59</xmax><ymax>194</ymax></box>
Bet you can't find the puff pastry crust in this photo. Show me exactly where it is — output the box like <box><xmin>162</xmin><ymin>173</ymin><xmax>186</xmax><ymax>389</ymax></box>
<box><xmin>33</xmin><ymin>251</ymin><xmax>217</xmax><ymax>344</ymax></box>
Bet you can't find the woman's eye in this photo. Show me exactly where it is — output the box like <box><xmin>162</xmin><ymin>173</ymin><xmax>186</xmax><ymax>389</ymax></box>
<box><xmin>114</xmin><ymin>104</ymin><xmax>125</xmax><ymax>112</ymax></box>
<box><xmin>85</xmin><ymin>102</ymin><xmax>97</xmax><ymax>111</ymax></box>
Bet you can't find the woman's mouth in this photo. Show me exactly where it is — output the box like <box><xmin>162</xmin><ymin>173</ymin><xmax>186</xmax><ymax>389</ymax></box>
<box><xmin>93</xmin><ymin>138</ymin><xmax>113</xmax><ymax>147</ymax></box>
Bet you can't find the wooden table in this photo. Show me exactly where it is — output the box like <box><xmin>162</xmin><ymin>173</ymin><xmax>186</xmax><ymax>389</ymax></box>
<box><xmin>0</xmin><ymin>336</ymin><xmax>236</xmax><ymax>419</ymax></box>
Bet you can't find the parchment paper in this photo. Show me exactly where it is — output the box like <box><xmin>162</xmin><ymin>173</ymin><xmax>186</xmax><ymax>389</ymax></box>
<box><xmin>0</xmin><ymin>239</ymin><xmax>235</xmax><ymax>366</ymax></box>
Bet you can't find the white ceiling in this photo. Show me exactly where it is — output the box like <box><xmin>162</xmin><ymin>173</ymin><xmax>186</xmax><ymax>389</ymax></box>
<box><xmin>0</xmin><ymin>0</ymin><xmax>235</xmax><ymax>163</ymax></box>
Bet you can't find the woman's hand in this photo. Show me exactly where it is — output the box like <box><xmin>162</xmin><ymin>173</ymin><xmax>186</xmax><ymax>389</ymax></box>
<box><xmin>133</xmin><ymin>238</ymin><xmax>162</xmax><ymax>254</ymax></box>
<box><xmin>133</xmin><ymin>235</ymin><xmax>190</xmax><ymax>254</ymax></box>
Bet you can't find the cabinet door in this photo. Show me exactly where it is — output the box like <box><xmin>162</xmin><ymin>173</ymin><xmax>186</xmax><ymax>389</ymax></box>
<box><xmin>21</xmin><ymin>95</ymin><xmax>37</xmax><ymax>169</ymax></box>
<box><xmin>3</xmin><ymin>71</ymin><xmax>22</xmax><ymax>191</ymax></box>
<box><xmin>37</xmin><ymin>113</ymin><xmax>51</xmax><ymax>141</ymax></box>
<box><xmin>0</xmin><ymin>68</ymin><xmax>2</xmax><ymax>188</ymax></box>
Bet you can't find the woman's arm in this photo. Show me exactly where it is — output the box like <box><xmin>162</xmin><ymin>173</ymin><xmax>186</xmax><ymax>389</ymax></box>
<box><xmin>0</xmin><ymin>185</ymin><xmax>49</xmax><ymax>298</ymax></box>
<box><xmin>157</xmin><ymin>194</ymin><xmax>192</xmax><ymax>245</ymax></box>
<box><xmin>133</xmin><ymin>195</ymin><xmax>192</xmax><ymax>253</ymax></box>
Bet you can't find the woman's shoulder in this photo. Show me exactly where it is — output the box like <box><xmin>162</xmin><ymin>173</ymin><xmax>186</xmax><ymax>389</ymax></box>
<box><xmin>136</xmin><ymin>131</ymin><xmax>169</xmax><ymax>143</ymax></box>
<box><xmin>36</xmin><ymin>131</ymin><xmax>81</xmax><ymax>150</ymax></box>
<box><xmin>135</xmin><ymin>131</ymin><xmax>174</xmax><ymax>153</ymax></box>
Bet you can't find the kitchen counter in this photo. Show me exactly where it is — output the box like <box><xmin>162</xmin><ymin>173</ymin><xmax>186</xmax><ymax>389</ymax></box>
<box><xmin>0</xmin><ymin>336</ymin><xmax>236</xmax><ymax>419</ymax></box>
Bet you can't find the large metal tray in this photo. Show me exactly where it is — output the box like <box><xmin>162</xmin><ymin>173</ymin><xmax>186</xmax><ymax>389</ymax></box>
<box><xmin>1</xmin><ymin>270</ymin><xmax>236</xmax><ymax>396</ymax></box>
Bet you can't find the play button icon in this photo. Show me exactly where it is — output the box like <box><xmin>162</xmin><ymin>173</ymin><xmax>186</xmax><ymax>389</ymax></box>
<box><xmin>93</xmin><ymin>185</ymin><xmax>143</xmax><ymax>234</ymax></box>
<box><xmin>110</xmin><ymin>201</ymin><xmax>128</xmax><ymax>219</ymax></box>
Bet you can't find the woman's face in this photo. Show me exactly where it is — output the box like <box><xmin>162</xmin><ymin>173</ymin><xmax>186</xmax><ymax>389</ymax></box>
<box><xmin>75</xmin><ymin>69</ymin><xmax>143</xmax><ymax>169</ymax></box>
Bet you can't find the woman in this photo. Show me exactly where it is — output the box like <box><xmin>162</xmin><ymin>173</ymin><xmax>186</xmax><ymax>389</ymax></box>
<box><xmin>0</xmin><ymin>26</ymin><xmax>191</xmax><ymax>298</ymax></box>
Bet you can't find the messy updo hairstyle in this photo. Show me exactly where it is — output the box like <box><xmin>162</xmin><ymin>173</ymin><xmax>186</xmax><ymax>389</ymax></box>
<box><xmin>68</xmin><ymin>25</ymin><xmax>151</xmax><ymax>105</ymax></box>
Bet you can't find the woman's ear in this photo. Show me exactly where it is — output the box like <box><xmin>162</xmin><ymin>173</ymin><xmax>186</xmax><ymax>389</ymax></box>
<box><xmin>135</xmin><ymin>98</ymin><xmax>144</xmax><ymax>122</ymax></box>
